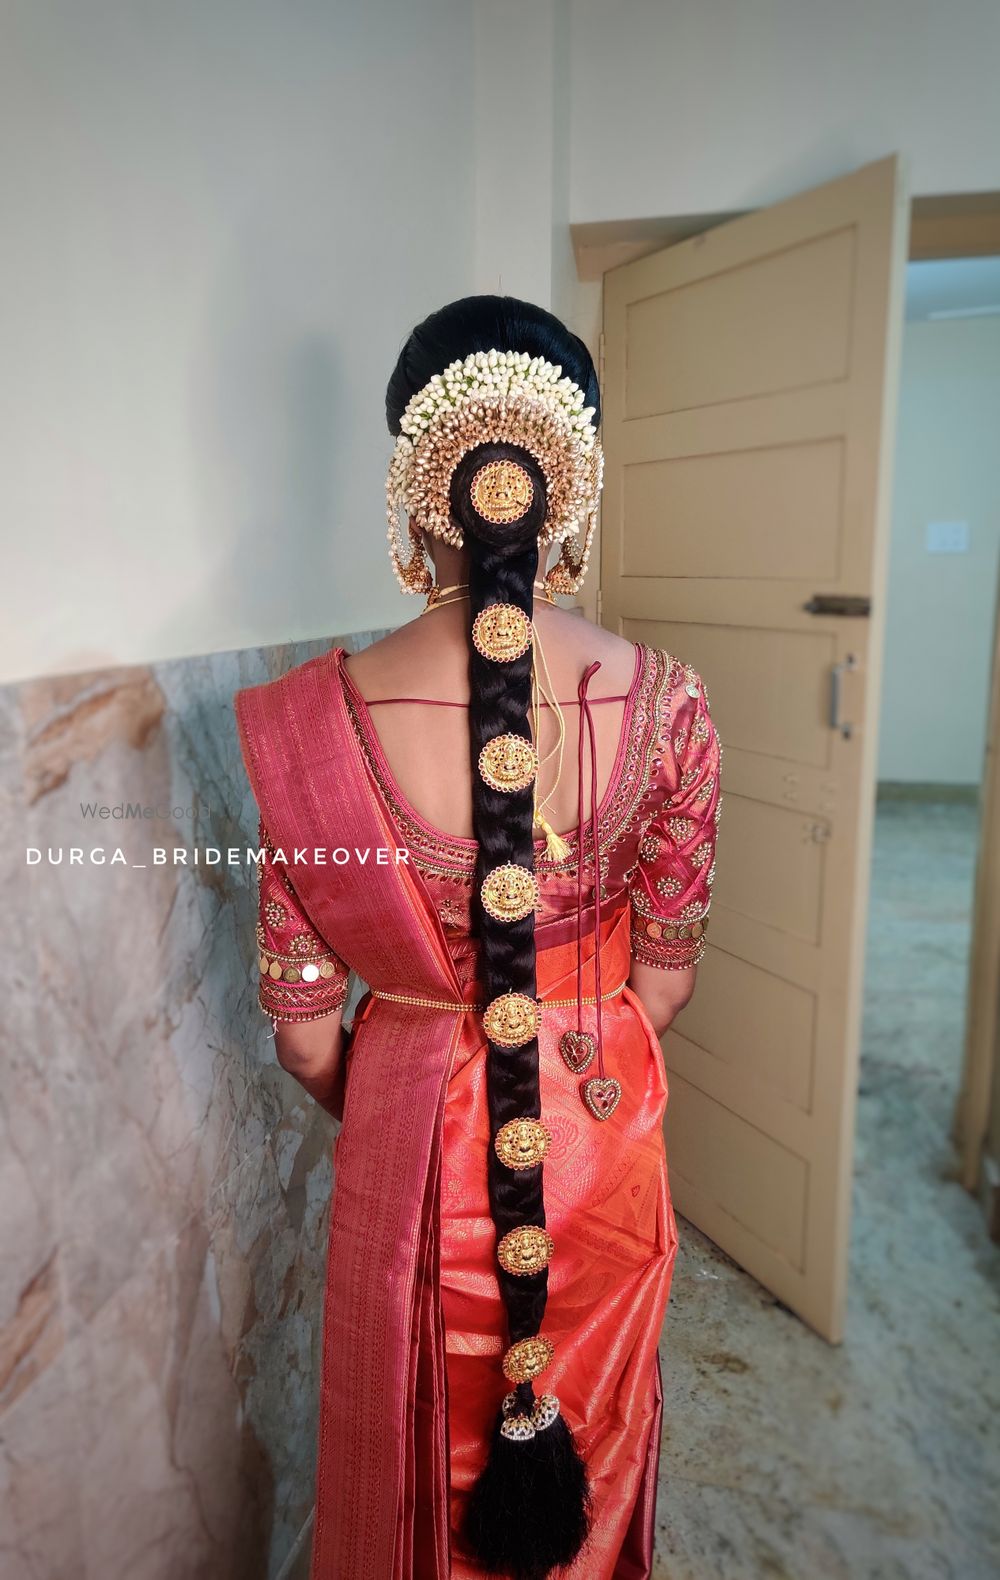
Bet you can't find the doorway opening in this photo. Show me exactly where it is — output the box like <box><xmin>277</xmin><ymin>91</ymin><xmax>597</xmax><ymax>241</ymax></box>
<box><xmin>870</xmin><ymin>255</ymin><xmax>1000</xmax><ymax>1238</ymax></box>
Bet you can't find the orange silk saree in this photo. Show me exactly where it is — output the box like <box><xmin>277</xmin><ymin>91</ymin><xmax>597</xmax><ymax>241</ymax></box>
<box><xmin>237</xmin><ymin>642</ymin><xmax>720</xmax><ymax>1579</ymax></box>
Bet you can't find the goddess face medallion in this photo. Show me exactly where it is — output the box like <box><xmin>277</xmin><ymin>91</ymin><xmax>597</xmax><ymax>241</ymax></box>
<box><xmin>494</xmin><ymin>1117</ymin><xmax>551</xmax><ymax>1170</ymax></box>
<box><xmin>483</xmin><ymin>992</ymin><xmax>541</xmax><ymax>1048</ymax></box>
<box><xmin>502</xmin><ymin>1333</ymin><xmax>555</xmax><ymax>1384</ymax></box>
<box><xmin>471</xmin><ymin>603</ymin><xmax>532</xmax><ymax>663</ymax></box>
<box><xmin>497</xmin><ymin>1224</ymin><xmax>555</xmax><ymax>1277</ymax></box>
<box><xmin>478</xmin><ymin>733</ymin><xmax>538</xmax><ymax>794</ymax></box>
<box><xmin>480</xmin><ymin>862</ymin><xmax>539</xmax><ymax>923</ymax></box>
<box><xmin>471</xmin><ymin>458</ymin><xmax>534</xmax><ymax>524</ymax></box>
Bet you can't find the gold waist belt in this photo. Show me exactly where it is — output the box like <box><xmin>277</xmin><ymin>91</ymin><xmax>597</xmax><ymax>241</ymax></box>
<box><xmin>370</xmin><ymin>983</ymin><xmax>627</xmax><ymax>1014</ymax></box>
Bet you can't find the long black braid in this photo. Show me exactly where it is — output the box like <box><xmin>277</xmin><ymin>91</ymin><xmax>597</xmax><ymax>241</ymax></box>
<box><xmin>386</xmin><ymin>299</ymin><xmax>601</xmax><ymax>1580</ymax></box>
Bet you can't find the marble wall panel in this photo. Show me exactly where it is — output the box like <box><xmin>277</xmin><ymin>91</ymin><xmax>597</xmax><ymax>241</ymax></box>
<box><xmin>1</xmin><ymin>632</ymin><xmax>380</xmax><ymax>1580</ymax></box>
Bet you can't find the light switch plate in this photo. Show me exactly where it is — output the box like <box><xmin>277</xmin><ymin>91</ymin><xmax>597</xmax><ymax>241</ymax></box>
<box><xmin>926</xmin><ymin>520</ymin><xmax>970</xmax><ymax>554</ymax></box>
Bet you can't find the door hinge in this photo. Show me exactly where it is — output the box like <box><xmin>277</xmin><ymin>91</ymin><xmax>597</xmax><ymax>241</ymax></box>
<box><xmin>597</xmin><ymin>331</ymin><xmax>606</xmax><ymax>393</ymax></box>
<box><xmin>596</xmin><ymin>586</ymin><xmax>604</xmax><ymax>625</ymax></box>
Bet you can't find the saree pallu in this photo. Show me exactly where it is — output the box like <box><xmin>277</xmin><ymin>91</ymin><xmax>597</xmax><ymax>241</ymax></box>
<box><xmin>236</xmin><ymin>650</ymin><xmax>677</xmax><ymax>1580</ymax></box>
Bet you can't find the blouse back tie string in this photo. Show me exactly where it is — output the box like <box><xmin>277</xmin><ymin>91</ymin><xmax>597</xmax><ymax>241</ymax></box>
<box><xmin>576</xmin><ymin>660</ymin><xmax>606</xmax><ymax>1079</ymax></box>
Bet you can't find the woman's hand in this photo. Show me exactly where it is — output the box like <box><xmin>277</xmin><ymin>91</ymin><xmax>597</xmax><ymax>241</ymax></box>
<box><xmin>273</xmin><ymin>1012</ymin><xmax>349</xmax><ymax>1122</ymax></box>
<box><xmin>627</xmin><ymin>961</ymin><xmax>698</xmax><ymax>1039</ymax></box>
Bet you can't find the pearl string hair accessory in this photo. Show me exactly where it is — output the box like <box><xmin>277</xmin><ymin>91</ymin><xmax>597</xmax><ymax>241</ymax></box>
<box><xmin>386</xmin><ymin>349</ymin><xmax>603</xmax><ymax>595</ymax></box>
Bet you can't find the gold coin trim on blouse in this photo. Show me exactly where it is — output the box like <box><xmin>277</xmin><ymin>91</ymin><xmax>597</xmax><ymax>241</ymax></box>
<box><xmin>480</xmin><ymin>862</ymin><xmax>540</xmax><ymax>923</ymax></box>
<box><xmin>478</xmin><ymin>733</ymin><xmax>538</xmax><ymax>794</ymax></box>
<box><xmin>471</xmin><ymin>604</ymin><xmax>532</xmax><ymax>663</ymax></box>
<box><xmin>497</xmin><ymin>1225</ymin><xmax>554</xmax><ymax>1277</ymax></box>
<box><xmin>483</xmin><ymin>992</ymin><xmax>541</xmax><ymax>1047</ymax></box>
<box><xmin>494</xmin><ymin>1117</ymin><xmax>551</xmax><ymax>1171</ymax></box>
<box><xmin>471</xmin><ymin>458</ymin><xmax>535</xmax><ymax>524</ymax></box>
<box><xmin>502</xmin><ymin>1334</ymin><xmax>555</xmax><ymax>1384</ymax></box>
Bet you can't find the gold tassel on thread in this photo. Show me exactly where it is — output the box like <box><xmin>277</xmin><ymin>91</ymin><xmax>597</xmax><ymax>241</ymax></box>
<box><xmin>534</xmin><ymin>809</ymin><xmax>572</xmax><ymax>863</ymax></box>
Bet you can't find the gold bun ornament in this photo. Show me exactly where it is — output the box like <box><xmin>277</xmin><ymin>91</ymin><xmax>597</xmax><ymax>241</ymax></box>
<box><xmin>480</xmin><ymin>863</ymin><xmax>540</xmax><ymax>923</ymax></box>
<box><xmin>502</xmin><ymin>1333</ymin><xmax>555</xmax><ymax>1384</ymax></box>
<box><xmin>494</xmin><ymin>1117</ymin><xmax>551</xmax><ymax>1170</ymax></box>
<box><xmin>497</xmin><ymin>1224</ymin><xmax>555</xmax><ymax>1277</ymax></box>
<box><xmin>483</xmin><ymin>992</ymin><xmax>541</xmax><ymax>1047</ymax></box>
<box><xmin>478</xmin><ymin>733</ymin><xmax>538</xmax><ymax>793</ymax></box>
<box><xmin>471</xmin><ymin>458</ymin><xmax>534</xmax><ymax>524</ymax></box>
<box><xmin>386</xmin><ymin>349</ymin><xmax>603</xmax><ymax>593</ymax></box>
<box><xmin>471</xmin><ymin>604</ymin><xmax>532</xmax><ymax>663</ymax></box>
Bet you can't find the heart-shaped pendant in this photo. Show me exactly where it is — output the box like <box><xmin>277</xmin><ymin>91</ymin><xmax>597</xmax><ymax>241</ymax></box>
<box><xmin>559</xmin><ymin>1029</ymin><xmax>596</xmax><ymax>1074</ymax></box>
<box><xmin>580</xmin><ymin>1076</ymin><xmax>621</xmax><ymax>1121</ymax></box>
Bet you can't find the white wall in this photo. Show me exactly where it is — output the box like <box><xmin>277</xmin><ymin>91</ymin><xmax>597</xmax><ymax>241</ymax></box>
<box><xmin>569</xmin><ymin>0</ymin><xmax>1000</xmax><ymax>222</ymax></box>
<box><xmin>8</xmin><ymin>0</ymin><xmax>1000</xmax><ymax>684</ymax></box>
<box><xmin>0</xmin><ymin>0</ymin><xmax>476</xmax><ymax>683</ymax></box>
<box><xmin>878</xmin><ymin>318</ymin><xmax>1000</xmax><ymax>784</ymax></box>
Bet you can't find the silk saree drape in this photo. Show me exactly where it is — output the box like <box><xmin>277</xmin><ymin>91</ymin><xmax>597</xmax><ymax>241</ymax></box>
<box><xmin>236</xmin><ymin>648</ymin><xmax>678</xmax><ymax>1579</ymax></box>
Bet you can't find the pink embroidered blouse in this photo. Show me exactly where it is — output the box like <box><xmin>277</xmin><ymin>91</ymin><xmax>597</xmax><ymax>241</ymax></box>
<box><xmin>253</xmin><ymin>642</ymin><xmax>721</xmax><ymax>1020</ymax></box>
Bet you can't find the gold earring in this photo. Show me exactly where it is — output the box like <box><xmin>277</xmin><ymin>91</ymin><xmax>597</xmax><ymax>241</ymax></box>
<box><xmin>543</xmin><ymin>509</ymin><xmax>597</xmax><ymax>598</ymax></box>
<box><xmin>389</xmin><ymin>517</ymin><xmax>433</xmax><ymax>595</ymax></box>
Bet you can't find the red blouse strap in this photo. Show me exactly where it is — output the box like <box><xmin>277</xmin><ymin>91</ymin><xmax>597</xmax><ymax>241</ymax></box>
<box><xmin>575</xmin><ymin>660</ymin><xmax>606</xmax><ymax>1078</ymax></box>
<box><xmin>363</xmin><ymin>693</ymin><xmax>629</xmax><ymax>708</ymax></box>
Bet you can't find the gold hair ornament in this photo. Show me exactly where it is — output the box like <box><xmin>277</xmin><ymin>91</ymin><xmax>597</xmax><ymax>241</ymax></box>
<box><xmin>386</xmin><ymin>349</ymin><xmax>603</xmax><ymax>592</ymax></box>
<box><xmin>471</xmin><ymin>604</ymin><xmax>532</xmax><ymax>662</ymax></box>
<box><xmin>494</xmin><ymin>1117</ymin><xmax>551</xmax><ymax>1170</ymax></box>
<box><xmin>480</xmin><ymin>863</ymin><xmax>539</xmax><ymax>923</ymax></box>
<box><xmin>478</xmin><ymin>734</ymin><xmax>538</xmax><ymax>794</ymax></box>
<box><xmin>497</xmin><ymin>1225</ymin><xmax>554</xmax><ymax>1277</ymax></box>
<box><xmin>502</xmin><ymin>1333</ymin><xmax>554</xmax><ymax>1384</ymax></box>
<box><xmin>499</xmin><ymin>1390</ymin><xmax>561</xmax><ymax>1442</ymax></box>
<box><xmin>471</xmin><ymin>458</ymin><xmax>534</xmax><ymax>524</ymax></box>
<box><xmin>482</xmin><ymin>991</ymin><xmax>541</xmax><ymax>1047</ymax></box>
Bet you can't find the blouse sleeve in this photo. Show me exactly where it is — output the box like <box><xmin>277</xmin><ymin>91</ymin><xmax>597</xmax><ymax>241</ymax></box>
<box><xmin>628</xmin><ymin>663</ymin><xmax>722</xmax><ymax>969</ymax></box>
<box><xmin>254</xmin><ymin>816</ymin><xmax>351</xmax><ymax>1023</ymax></box>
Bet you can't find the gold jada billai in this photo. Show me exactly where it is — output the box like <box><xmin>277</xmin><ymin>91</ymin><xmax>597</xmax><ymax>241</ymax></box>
<box><xmin>381</xmin><ymin>300</ymin><xmax>605</xmax><ymax>1579</ymax></box>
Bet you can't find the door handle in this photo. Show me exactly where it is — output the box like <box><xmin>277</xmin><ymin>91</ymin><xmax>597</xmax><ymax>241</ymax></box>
<box><xmin>804</xmin><ymin>594</ymin><xmax>871</xmax><ymax>617</ymax></box>
<box><xmin>829</xmin><ymin>655</ymin><xmax>858</xmax><ymax>738</ymax></box>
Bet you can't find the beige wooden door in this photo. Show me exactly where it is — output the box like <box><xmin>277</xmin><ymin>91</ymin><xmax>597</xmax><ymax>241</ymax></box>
<box><xmin>602</xmin><ymin>155</ymin><xmax>909</xmax><ymax>1341</ymax></box>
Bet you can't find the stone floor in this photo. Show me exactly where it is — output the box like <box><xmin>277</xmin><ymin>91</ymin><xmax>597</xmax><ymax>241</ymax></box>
<box><xmin>655</xmin><ymin>799</ymin><xmax>1000</xmax><ymax>1579</ymax></box>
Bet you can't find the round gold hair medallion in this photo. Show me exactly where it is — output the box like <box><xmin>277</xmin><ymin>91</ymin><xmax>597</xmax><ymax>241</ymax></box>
<box><xmin>471</xmin><ymin>604</ymin><xmax>532</xmax><ymax>663</ymax></box>
<box><xmin>502</xmin><ymin>1333</ymin><xmax>555</xmax><ymax>1384</ymax></box>
<box><xmin>494</xmin><ymin>1117</ymin><xmax>551</xmax><ymax>1171</ymax></box>
<box><xmin>480</xmin><ymin>863</ymin><xmax>540</xmax><ymax>923</ymax></box>
<box><xmin>497</xmin><ymin>1225</ymin><xmax>554</xmax><ymax>1278</ymax></box>
<box><xmin>470</xmin><ymin>458</ymin><xmax>534</xmax><ymax>524</ymax></box>
<box><xmin>479</xmin><ymin>733</ymin><xmax>538</xmax><ymax>794</ymax></box>
<box><xmin>483</xmin><ymin>992</ymin><xmax>541</xmax><ymax>1048</ymax></box>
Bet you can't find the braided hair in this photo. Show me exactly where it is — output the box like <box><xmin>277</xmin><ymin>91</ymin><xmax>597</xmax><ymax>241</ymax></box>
<box><xmin>387</xmin><ymin>298</ymin><xmax>601</xmax><ymax>1580</ymax></box>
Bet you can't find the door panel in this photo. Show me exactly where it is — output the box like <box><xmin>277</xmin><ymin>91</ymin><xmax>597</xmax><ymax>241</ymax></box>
<box><xmin>622</xmin><ymin>439</ymin><xmax>844</xmax><ymax>581</ymax></box>
<box><xmin>602</xmin><ymin>156</ymin><xmax>909</xmax><ymax>1339</ymax></box>
<box><xmin>675</xmin><ymin>949</ymin><xmax>816</xmax><ymax>1112</ymax></box>
<box><xmin>627</xmin><ymin>616</ymin><xmax>837</xmax><ymax>765</ymax></box>
<box><xmin>624</xmin><ymin>227</ymin><xmax>857</xmax><ymax>415</ymax></box>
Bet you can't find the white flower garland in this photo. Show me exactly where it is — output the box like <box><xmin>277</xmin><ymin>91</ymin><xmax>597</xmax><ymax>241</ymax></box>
<box><xmin>386</xmin><ymin>349</ymin><xmax>603</xmax><ymax>577</ymax></box>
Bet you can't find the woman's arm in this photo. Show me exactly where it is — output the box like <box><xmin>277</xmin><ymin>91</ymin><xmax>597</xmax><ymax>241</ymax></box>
<box><xmin>627</xmin><ymin>960</ymin><xmax>698</xmax><ymax>1039</ymax></box>
<box><xmin>273</xmin><ymin>1014</ymin><xmax>350</xmax><ymax>1122</ymax></box>
<box><xmin>626</xmin><ymin>663</ymin><xmax>721</xmax><ymax>1038</ymax></box>
<box><xmin>253</xmin><ymin>815</ymin><xmax>353</xmax><ymax>1118</ymax></box>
